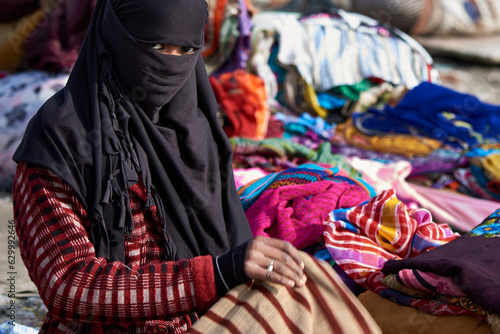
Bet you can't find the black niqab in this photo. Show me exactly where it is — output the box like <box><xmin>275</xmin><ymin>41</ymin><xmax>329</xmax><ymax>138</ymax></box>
<box><xmin>14</xmin><ymin>0</ymin><xmax>253</xmax><ymax>262</ymax></box>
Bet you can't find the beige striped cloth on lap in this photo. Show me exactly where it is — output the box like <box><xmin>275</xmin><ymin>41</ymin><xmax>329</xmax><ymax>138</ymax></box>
<box><xmin>189</xmin><ymin>251</ymin><xmax>381</xmax><ymax>334</ymax></box>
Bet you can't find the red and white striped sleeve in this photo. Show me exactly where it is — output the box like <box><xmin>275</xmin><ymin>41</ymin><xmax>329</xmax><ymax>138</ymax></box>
<box><xmin>13</xmin><ymin>162</ymin><xmax>218</xmax><ymax>324</ymax></box>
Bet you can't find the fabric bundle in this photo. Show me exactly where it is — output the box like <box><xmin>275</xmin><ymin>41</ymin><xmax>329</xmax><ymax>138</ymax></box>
<box><xmin>24</xmin><ymin>0</ymin><xmax>97</xmax><ymax>72</ymax></box>
<box><xmin>336</xmin><ymin>81</ymin><xmax>500</xmax><ymax>209</ymax></box>
<box><xmin>323</xmin><ymin>188</ymin><xmax>497</xmax><ymax>319</ymax></box>
<box><xmin>335</xmin><ymin>118</ymin><xmax>443</xmax><ymax>158</ymax></box>
<box><xmin>333</xmin><ymin>0</ymin><xmax>426</xmax><ymax>33</ymax></box>
<box><xmin>346</xmin><ymin>157</ymin><xmax>500</xmax><ymax>231</ymax></box>
<box><xmin>462</xmin><ymin>146</ymin><xmax>500</xmax><ymax>201</ymax></box>
<box><xmin>324</xmin><ymin>189</ymin><xmax>459</xmax><ymax>286</ymax></box>
<box><xmin>251</xmin><ymin>10</ymin><xmax>437</xmax><ymax>89</ymax></box>
<box><xmin>333</xmin><ymin>0</ymin><xmax>500</xmax><ymax>36</ymax></box>
<box><xmin>412</xmin><ymin>0</ymin><xmax>500</xmax><ymax>36</ymax></box>
<box><xmin>231</xmin><ymin>137</ymin><xmax>361</xmax><ymax>176</ymax></box>
<box><xmin>0</xmin><ymin>70</ymin><xmax>69</xmax><ymax>191</ymax></box>
<box><xmin>243</xmin><ymin>165</ymin><xmax>373</xmax><ymax>249</ymax></box>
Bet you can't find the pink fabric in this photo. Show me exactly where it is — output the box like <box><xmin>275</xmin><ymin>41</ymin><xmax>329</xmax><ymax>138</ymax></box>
<box><xmin>410</xmin><ymin>183</ymin><xmax>500</xmax><ymax>232</ymax></box>
<box><xmin>365</xmin><ymin>271</ymin><xmax>483</xmax><ymax>318</ymax></box>
<box><xmin>396</xmin><ymin>269</ymin><xmax>466</xmax><ymax>296</ymax></box>
<box><xmin>245</xmin><ymin>180</ymin><xmax>370</xmax><ymax>249</ymax></box>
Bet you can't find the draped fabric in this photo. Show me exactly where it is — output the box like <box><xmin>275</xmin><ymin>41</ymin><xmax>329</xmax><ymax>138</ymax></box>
<box><xmin>383</xmin><ymin>208</ymin><xmax>500</xmax><ymax>315</ymax></box>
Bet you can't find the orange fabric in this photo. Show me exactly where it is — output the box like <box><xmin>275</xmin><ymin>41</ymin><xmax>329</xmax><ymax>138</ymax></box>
<box><xmin>211</xmin><ymin>70</ymin><xmax>270</xmax><ymax>140</ymax></box>
<box><xmin>219</xmin><ymin>70</ymin><xmax>270</xmax><ymax>140</ymax></box>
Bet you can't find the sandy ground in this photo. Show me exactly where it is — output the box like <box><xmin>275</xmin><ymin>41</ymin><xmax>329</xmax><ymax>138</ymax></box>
<box><xmin>0</xmin><ymin>54</ymin><xmax>498</xmax><ymax>330</ymax></box>
<box><xmin>0</xmin><ymin>196</ymin><xmax>46</xmax><ymax>329</ymax></box>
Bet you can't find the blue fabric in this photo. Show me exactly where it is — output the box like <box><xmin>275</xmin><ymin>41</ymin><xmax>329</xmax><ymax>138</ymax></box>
<box><xmin>352</xmin><ymin>82</ymin><xmax>500</xmax><ymax>149</ymax></box>
<box><xmin>316</xmin><ymin>92</ymin><xmax>346</xmax><ymax>110</ymax></box>
<box><xmin>274</xmin><ymin>112</ymin><xmax>335</xmax><ymax>139</ymax></box>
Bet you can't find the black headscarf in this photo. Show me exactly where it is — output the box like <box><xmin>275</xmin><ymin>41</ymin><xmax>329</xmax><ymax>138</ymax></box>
<box><xmin>14</xmin><ymin>0</ymin><xmax>253</xmax><ymax>262</ymax></box>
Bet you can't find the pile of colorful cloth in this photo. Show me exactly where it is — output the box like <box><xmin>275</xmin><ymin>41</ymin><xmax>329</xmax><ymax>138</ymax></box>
<box><xmin>238</xmin><ymin>163</ymin><xmax>500</xmax><ymax>332</ymax></box>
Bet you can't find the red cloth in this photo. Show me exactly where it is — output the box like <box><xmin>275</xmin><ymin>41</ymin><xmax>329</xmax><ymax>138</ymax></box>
<box><xmin>13</xmin><ymin>162</ymin><xmax>218</xmax><ymax>333</ymax></box>
<box><xmin>210</xmin><ymin>70</ymin><xmax>270</xmax><ymax>140</ymax></box>
<box><xmin>210</xmin><ymin>74</ymin><xmax>258</xmax><ymax>139</ymax></box>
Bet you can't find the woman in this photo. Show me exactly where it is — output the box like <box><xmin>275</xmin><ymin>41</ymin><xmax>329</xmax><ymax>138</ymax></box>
<box><xmin>12</xmin><ymin>0</ymin><xmax>380</xmax><ymax>332</ymax></box>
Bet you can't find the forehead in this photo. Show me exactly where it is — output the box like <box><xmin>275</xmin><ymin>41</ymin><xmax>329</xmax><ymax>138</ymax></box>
<box><xmin>114</xmin><ymin>0</ymin><xmax>208</xmax><ymax>45</ymax></box>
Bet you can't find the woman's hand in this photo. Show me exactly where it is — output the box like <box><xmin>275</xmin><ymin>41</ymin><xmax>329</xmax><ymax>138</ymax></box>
<box><xmin>244</xmin><ymin>236</ymin><xmax>307</xmax><ymax>288</ymax></box>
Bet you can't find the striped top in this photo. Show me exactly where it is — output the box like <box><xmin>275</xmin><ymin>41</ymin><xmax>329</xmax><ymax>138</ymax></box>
<box><xmin>13</xmin><ymin>162</ymin><xmax>218</xmax><ymax>333</ymax></box>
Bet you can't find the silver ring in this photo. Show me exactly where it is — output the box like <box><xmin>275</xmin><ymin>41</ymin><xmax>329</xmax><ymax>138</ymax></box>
<box><xmin>267</xmin><ymin>259</ymin><xmax>274</xmax><ymax>272</ymax></box>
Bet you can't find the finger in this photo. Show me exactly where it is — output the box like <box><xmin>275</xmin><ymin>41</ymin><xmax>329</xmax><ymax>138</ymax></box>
<box><xmin>255</xmin><ymin>238</ymin><xmax>305</xmax><ymax>281</ymax></box>
<box><xmin>246</xmin><ymin>237</ymin><xmax>306</xmax><ymax>286</ymax></box>
<box><xmin>246</xmin><ymin>260</ymin><xmax>297</xmax><ymax>288</ymax></box>
<box><xmin>264</xmin><ymin>255</ymin><xmax>304</xmax><ymax>287</ymax></box>
<box><xmin>266</xmin><ymin>258</ymin><xmax>307</xmax><ymax>288</ymax></box>
<box><xmin>261</xmin><ymin>237</ymin><xmax>305</xmax><ymax>270</ymax></box>
<box><xmin>244</xmin><ymin>248</ymin><xmax>303</xmax><ymax>287</ymax></box>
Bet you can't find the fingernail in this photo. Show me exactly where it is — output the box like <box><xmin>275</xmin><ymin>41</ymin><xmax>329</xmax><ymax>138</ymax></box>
<box><xmin>301</xmin><ymin>261</ymin><xmax>305</xmax><ymax>269</ymax></box>
<box><xmin>287</xmin><ymin>280</ymin><xmax>296</xmax><ymax>288</ymax></box>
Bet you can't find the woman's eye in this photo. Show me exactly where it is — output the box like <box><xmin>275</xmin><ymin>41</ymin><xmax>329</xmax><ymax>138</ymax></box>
<box><xmin>145</xmin><ymin>43</ymin><xmax>163</xmax><ymax>50</ymax></box>
<box><xmin>181</xmin><ymin>46</ymin><xmax>196</xmax><ymax>54</ymax></box>
<box><xmin>142</xmin><ymin>42</ymin><xmax>197</xmax><ymax>55</ymax></box>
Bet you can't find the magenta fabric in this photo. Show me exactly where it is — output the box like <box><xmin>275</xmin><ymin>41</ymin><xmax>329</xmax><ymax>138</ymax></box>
<box><xmin>245</xmin><ymin>180</ymin><xmax>370</xmax><ymax>250</ymax></box>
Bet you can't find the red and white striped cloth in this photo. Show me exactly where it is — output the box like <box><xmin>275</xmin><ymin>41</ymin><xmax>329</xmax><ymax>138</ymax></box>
<box><xmin>13</xmin><ymin>162</ymin><xmax>217</xmax><ymax>333</ymax></box>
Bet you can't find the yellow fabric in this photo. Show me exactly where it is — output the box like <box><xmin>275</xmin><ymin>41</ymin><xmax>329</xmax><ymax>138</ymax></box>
<box><xmin>335</xmin><ymin>119</ymin><xmax>442</xmax><ymax>157</ymax></box>
<box><xmin>189</xmin><ymin>251</ymin><xmax>381</xmax><ymax>334</ymax></box>
<box><xmin>302</xmin><ymin>82</ymin><xmax>328</xmax><ymax>119</ymax></box>
<box><xmin>481</xmin><ymin>154</ymin><xmax>500</xmax><ymax>181</ymax></box>
<box><xmin>378</xmin><ymin>195</ymin><xmax>400</xmax><ymax>253</ymax></box>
